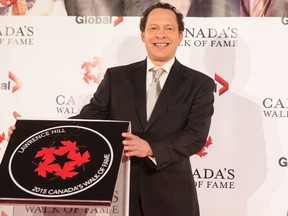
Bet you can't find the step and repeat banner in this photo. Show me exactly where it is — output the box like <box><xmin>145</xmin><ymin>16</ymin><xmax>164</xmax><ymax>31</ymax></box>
<box><xmin>1</xmin><ymin>1</ymin><xmax>288</xmax><ymax>216</ymax></box>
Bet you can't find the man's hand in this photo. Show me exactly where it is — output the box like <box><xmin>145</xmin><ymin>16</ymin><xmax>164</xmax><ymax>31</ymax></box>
<box><xmin>122</xmin><ymin>132</ymin><xmax>153</xmax><ymax>158</ymax></box>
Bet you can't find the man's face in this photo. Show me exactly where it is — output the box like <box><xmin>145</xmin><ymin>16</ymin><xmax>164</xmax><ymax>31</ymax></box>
<box><xmin>141</xmin><ymin>8</ymin><xmax>183</xmax><ymax>66</ymax></box>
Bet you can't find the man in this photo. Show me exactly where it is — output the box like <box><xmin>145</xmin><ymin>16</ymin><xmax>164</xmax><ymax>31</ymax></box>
<box><xmin>0</xmin><ymin>0</ymin><xmax>67</xmax><ymax>16</ymax></box>
<box><xmin>63</xmin><ymin>0</ymin><xmax>239</xmax><ymax>17</ymax></box>
<box><xmin>64</xmin><ymin>0</ymin><xmax>124</xmax><ymax>16</ymax></box>
<box><xmin>186</xmin><ymin>0</ymin><xmax>240</xmax><ymax>17</ymax></box>
<box><xmin>8</xmin><ymin>2</ymin><xmax>214</xmax><ymax>216</ymax></box>
<box><xmin>240</xmin><ymin>0</ymin><xmax>288</xmax><ymax>16</ymax></box>
<box><xmin>72</xmin><ymin>3</ymin><xmax>214</xmax><ymax>216</ymax></box>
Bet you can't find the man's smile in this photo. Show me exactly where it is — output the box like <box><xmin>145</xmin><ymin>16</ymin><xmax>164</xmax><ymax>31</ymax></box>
<box><xmin>153</xmin><ymin>43</ymin><xmax>169</xmax><ymax>47</ymax></box>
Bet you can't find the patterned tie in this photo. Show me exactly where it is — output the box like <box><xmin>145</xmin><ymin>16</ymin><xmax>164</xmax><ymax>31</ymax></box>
<box><xmin>147</xmin><ymin>67</ymin><xmax>165</xmax><ymax>120</ymax></box>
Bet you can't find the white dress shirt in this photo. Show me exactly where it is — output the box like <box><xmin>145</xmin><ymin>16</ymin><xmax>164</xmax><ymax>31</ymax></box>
<box><xmin>146</xmin><ymin>57</ymin><xmax>175</xmax><ymax>94</ymax></box>
<box><xmin>146</xmin><ymin>57</ymin><xmax>175</xmax><ymax>164</ymax></box>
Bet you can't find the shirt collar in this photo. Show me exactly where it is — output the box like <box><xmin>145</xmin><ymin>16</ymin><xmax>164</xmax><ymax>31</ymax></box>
<box><xmin>147</xmin><ymin>57</ymin><xmax>175</xmax><ymax>74</ymax></box>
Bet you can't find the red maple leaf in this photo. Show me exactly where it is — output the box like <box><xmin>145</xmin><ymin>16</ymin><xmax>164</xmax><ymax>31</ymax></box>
<box><xmin>197</xmin><ymin>136</ymin><xmax>213</xmax><ymax>158</ymax></box>
<box><xmin>33</xmin><ymin>140</ymin><xmax>91</xmax><ymax>180</ymax></box>
<box><xmin>54</xmin><ymin>162</ymin><xmax>78</xmax><ymax>180</ymax></box>
<box><xmin>83</xmin><ymin>72</ymin><xmax>90</xmax><ymax>83</ymax></box>
<box><xmin>54</xmin><ymin>140</ymin><xmax>79</xmax><ymax>156</ymax></box>
<box><xmin>82</xmin><ymin>62</ymin><xmax>92</xmax><ymax>83</ymax></box>
<box><xmin>68</xmin><ymin>151</ymin><xmax>91</xmax><ymax>167</ymax></box>
<box><xmin>81</xmin><ymin>61</ymin><xmax>92</xmax><ymax>72</ymax></box>
<box><xmin>81</xmin><ymin>57</ymin><xmax>104</xmax><ymax>84</ymax></box>
<box><xmin>205</xmin><ymin>136</ymin><xmax>213</xmax><ymax>148</ymax></box>
<box><xmin>35</xmin><ymin>147</ymin><xmax>57</xmax><ymax>164</ymax></box>
<box><xmin>0</xmin><ymin>132</ymin><xmax>5</xmax><ymax>143</ymax></box>
<box><xmin>34</xmin><ymin>162</ymin><xmax>61</xmax><ymax>178</ymax></box>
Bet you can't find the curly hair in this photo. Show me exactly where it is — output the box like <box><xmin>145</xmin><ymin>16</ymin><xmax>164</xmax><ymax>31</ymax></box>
<box><xmin>139</xmin><ymin>2</ymin><xmax>185</xmax><ymax>32</ymax></box>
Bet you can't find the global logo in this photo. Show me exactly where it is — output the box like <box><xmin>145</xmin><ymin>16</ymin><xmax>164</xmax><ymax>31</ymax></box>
<box><xmin>75</xmin><ymin>16</ymin><xmax>123</xmax><ymax>27</ymax></box>
<box><xmin>279</xmin><ymin>157</ymin><xmax>287</xmax><ymax>167</ymax></box>
<box><xmin>0</xmin><ymin>71</ymin><xmax>22</xmax><ymax>93</ymax></box>
<box><xmin>214</xmin><ymin>73</ymin><xmax>229</xmax><ymax>96</ymax></box>
<box><xmin>8</xmin><ymin>125</ymin><xmax>113</xmax><ymax>198</ymax></box>
<box><xmin>281</xmin><ymin>16</ymin><xmax>288</xmax><ymax>25</ymax></box>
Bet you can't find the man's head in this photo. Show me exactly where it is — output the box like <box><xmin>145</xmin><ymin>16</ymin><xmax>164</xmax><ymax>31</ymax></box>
<box><xmin>140</xmin><ymin>2</ymin><xmax>185</xmax><ymax>32</ymax></box>
<box><xmin>140</xmin><ymin>2</ymin><xmax>184</xmax><ymax>66</ymax></box>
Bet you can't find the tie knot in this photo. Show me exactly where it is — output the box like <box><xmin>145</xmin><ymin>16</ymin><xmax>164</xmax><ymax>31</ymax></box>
<box><xmin>150</xmin><ymin>67</ymin><xmax>165</xmax><ymax>80</ymax></box>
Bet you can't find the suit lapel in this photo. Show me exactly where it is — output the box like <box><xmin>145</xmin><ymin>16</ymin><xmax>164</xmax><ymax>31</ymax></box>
<box><xmin>131</xmin><ymin>60</ymin><xmax>147</xmax><ymax>130</ymax></box>
<box><xmin>145</xmin><ymin>60</ymin><xmax>187</xmax><ymax>130</ymax></box>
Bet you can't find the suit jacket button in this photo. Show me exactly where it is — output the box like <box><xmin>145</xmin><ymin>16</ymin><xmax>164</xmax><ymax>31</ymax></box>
<box><xmin>162</xmin><ymin>163</ymin><xmax>167</xmax><ymax>168</ymax></box>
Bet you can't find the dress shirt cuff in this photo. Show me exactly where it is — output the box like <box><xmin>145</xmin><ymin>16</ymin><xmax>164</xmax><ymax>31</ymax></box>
<box><xmin>148</xmin><ymin>156</ymin><xmax>157</xmax><ymax>165</ymax></box>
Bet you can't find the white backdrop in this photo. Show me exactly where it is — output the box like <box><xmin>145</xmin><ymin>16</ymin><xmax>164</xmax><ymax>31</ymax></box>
<box><xmin>0</xmin><ymin>16</ymin><xmax>288</xmax><ymax>216</ymax></box>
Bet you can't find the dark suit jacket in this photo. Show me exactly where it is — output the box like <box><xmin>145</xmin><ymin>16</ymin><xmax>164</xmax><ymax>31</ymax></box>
<box><xmin>73</xmin><ymin>59</ymin><xmax>215</xmax><ymax>216</ymax></box>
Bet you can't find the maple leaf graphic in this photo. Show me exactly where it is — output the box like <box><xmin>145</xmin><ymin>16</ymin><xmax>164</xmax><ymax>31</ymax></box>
<box><xmin>54</xmin><ymin>162</ymin><xmax>78</xmax><ymax>180</ymax></box>
<box><xmin>54</xmin><ymin>140</ymin><xmax>79</xmax><ymax>157</ymax></box>
<box><xmin>35</xmin><ymin>147</ymin><xmax>57</xmax><ymax>164</ymax></box>
<box><xmin>0</xmin><ymin>132</ymin><xmax>5</xmax><ymax>144</ymax></box>
<box><xmin>68</xmin><ymin>151</ymin><xmax>91</xmax><ymax>167</ymax></box>
<box><xmin>197</xmin><ymin>136</ymin><xmax>213</xmax><ymax>158</ymax></box>
<box><xmin>81</xmin><ymin>57</ymin><xmax>104</xmax><ymax>84</ymax></box>
<box><xmin>34</xmin><ymin>162</ymin><xmax>61</xmax><ymax>178</ymax></box>
<box><xmin>33</xmin><ymin>140</ymin><xmax>91</xmax><ymax>180</ymax></box>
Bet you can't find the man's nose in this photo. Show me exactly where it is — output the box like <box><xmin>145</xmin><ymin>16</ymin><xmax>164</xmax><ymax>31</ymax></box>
<box><xmin>155</xmin><ymin>29</ymin><xmax>167</xmax><ymax>38</ymax></box>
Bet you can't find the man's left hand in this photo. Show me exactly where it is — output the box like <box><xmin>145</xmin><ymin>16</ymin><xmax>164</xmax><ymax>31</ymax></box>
<box><xmin>122</xmin><ymin>132</ymin><xmax>153</xmax><ymax>158</ymax></box>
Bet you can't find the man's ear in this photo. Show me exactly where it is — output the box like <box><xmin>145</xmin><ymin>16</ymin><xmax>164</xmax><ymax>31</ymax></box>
<box><xmin>178</xmin><ymin>31</ymin><xmax>183</xmax><ymax>43</ymax></box>
<box><xmin>141</xmin><ymin>32</ymin><xmax>145</xmax><ymax>42</ymax></box>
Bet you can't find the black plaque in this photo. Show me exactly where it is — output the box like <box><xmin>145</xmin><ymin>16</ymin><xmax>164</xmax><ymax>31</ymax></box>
<box><xmin>0</xmin><ymin>118</ymin><xmax>130</xmax><ymax>207</ymax></box>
